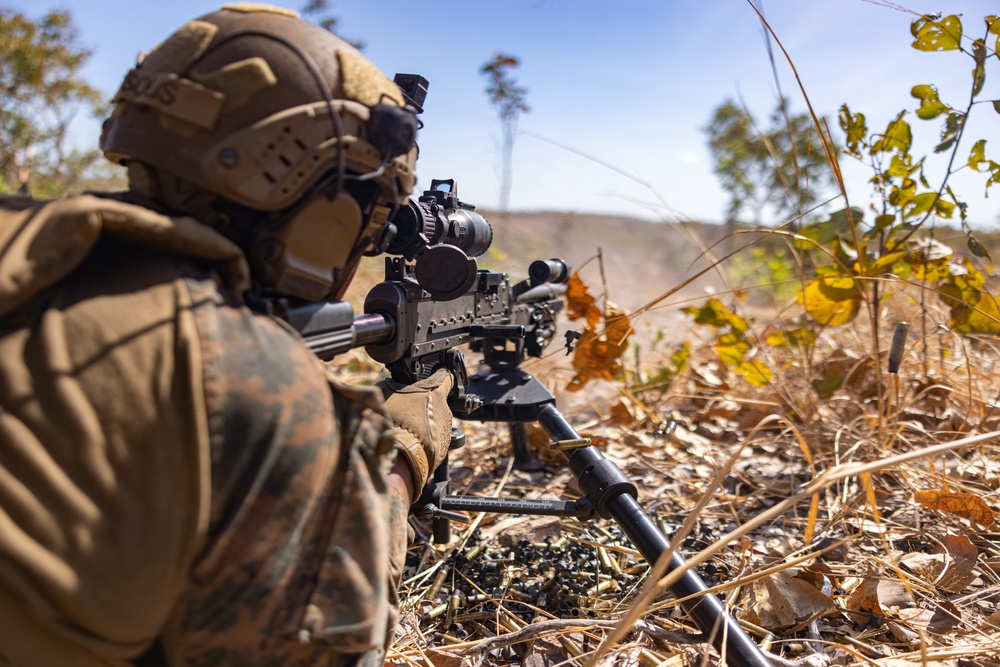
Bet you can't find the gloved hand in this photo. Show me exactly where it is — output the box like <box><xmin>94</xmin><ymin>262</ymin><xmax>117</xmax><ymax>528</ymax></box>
<box><xmin>378</xmin><ymin>368</ymin><xmax>454</xmax><ymax>501</ymax></box>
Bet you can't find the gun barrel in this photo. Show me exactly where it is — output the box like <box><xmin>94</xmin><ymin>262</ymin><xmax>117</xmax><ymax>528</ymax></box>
<box><xmin>353</xmin><ymin>312</ymin><xmax>396</xmax><ymax>347</ymax></box>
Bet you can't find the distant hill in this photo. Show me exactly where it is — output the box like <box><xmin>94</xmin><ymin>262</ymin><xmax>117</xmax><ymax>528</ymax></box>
<box><xmin>345</xmin><ymin>209</ymin><xmax>1000</xmax><ymax>320</ymax></box>
<box><xmin>474</xmin><ymin>210</ymin><xmax>730</xmax><ymax>311</ymax></box>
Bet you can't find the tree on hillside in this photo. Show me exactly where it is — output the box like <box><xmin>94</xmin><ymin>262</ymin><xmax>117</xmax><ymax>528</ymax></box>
<box><xmin>704</xmin><ymin>98</ymin><xmax>836</xmax><ymax>227</ymax></box>
<box><xmin>0</xmin><ymin>8</ymin><xmax>122</xmax><ymax>197</ymax></box>
<box><xmin>481</xmin><ymin>53</ymin><xmax>529</xmax><ymax>214</ymax></box>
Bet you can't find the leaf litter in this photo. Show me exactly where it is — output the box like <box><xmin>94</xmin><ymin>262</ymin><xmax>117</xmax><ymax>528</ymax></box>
<box><xmin>325</xmin><ymin>275</ymin><xmax>1000</xmax><ymax>667</ymax></box>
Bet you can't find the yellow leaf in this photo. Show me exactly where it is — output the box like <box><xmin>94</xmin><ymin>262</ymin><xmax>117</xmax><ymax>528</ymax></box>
<box><xmin>914</xmin><ymin>489</ymin><xmax>995</xmax><ymax>528</ymax></box>
<box><xmin>715</xmin><ymin>332</ymin><xmax>750</xmax><ymax>366</ymax></box>
<box><xmin>765</xmin><ymin>325</ymin><xmax>816</xmax><ymax>349</ymax></box>
<box><xmin>859</xmin><ymin>250</ymin><xmax>907</xmax><ymax>277</ymax></box>
<box><xmin>735</xmin><ymin>360</ymin><xmax>772</xmax><ymax>387</ymax></box>
<box><xmin>911</xmin><ymin>14</ymin><xmax>963</xmax><ymax>52</ymax></box>
<box><xmin>800</xmin><ymin>276</ymin><xmax>861</xmax><ymax>326</ymax></box>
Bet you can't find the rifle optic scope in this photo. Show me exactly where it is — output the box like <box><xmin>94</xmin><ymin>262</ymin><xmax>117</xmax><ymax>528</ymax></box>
<box><xmin>385</xmin><ymin>179</ymin><xmax>492</xmax><ymax>259</ymax></box>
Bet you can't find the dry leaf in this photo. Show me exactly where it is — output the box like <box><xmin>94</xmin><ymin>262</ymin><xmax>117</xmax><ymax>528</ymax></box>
<box><xmin>845</xmin><ymin>568</ymin><xmax>913</xmax><ymax>620</ymax></box>
<box><xmin>877</xmin><ymin>578</ymin><xmax>914</xmax><ymax>613</ymax></box>
<box><xmin>900</xmin><ymin>534</ymin><xmax>980</xmax><ymax>594</ymax></box>
<box><xmin>607</xmin><ymin>399</ymin><xmax>638</xmax><ymax>426</ymax></box>
<box><xmin>567</xmin><ymin>306</ymin><xmax>634</xmax><ymax>392</ymax></box>
<box><xmin>914</xmin><ymin>488</ymin><xmax>995</xmax><ymax>528</ymax></box>
<box><xmin>886</xmin><ymin>621</ymin><xmax>920</xmax><ymax>645</ymax></box>
<box><xmin>565</xmin><ymin>273</ymin><xmax>602</xmax><ymax>327</ymax></box>
<box><xmin>845</xmin><ymin>572</ymin><xmax>881</xmax><ymax>616</ymax></box>
<box><xmin>482</xmin><ymin>515</ymin><xmax>562</xmax><ymax>546</ymax></box>
<box><xmin>981</xmin><ymin>608</ymin><xmax>1000</xmax><ymax>630</ymax></box>
<box><xmin>743</xmin><ymin>570</ymin><xmax>836</xmax><ymax>631</ymax></box>
<box><xmin>898</xmin><ymin>552</ymin><xmax>948</xmax><ymax>582</ymax></box>
<box><xmin>896</xmin><ymin>600</ymin><xmax>962</xmax><ymax>635</ymax></box>
<box><xmin>938</xmin><ymin>534</ymin><xmax>979</xmax><ymax>592</ymax></box>
<box><xmin>423</xmin><ymin>648</ymin><xmax>473</xmax><ymax>667</ymax></box>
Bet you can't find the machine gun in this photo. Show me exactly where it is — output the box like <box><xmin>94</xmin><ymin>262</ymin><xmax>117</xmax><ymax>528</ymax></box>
<box><xmin>274</xmin><ymin>179</ymin><xmax>771</xmax><ymax>667</ymax></box>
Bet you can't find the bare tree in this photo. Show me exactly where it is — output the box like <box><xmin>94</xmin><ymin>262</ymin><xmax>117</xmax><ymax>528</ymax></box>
<box><xmin>480</xmin><ymin>53</ymin><xmax>529</xmax><ymax>214</ymax></box>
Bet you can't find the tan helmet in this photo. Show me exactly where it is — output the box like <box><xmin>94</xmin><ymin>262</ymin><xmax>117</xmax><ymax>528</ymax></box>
<box><xmin>100</xmin><ymin>3</ymin><xmax>420</xmax><ymax>301</ymax></box>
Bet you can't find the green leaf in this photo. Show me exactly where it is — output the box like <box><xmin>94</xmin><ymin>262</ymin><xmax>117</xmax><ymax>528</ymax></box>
<box><xmin>872</xmin><ymin>112</ymin><xmax>912</xmax><ymax>154</ymax></box>
<box><xmin>969</xmin><ymin>235</ymin><xmax>992</xmax><ymax>261</ymax></box>
<box><xmin>765</xmin><ymin>326</ymin><xmax>816</xmax><ymax>349</ymax></box>
<box><xmin>860</xmin><ymin>250</ymin><xmax>907</xmax><ymax>277</ymax></box>
<box><xmin>887</xmin><ymin>153</ymin><xmax>912</xmax><ymax>178</ymax></box>
<box><xmin>970</xmin><ymin>139</ymin><xmax>988</xmax><ymax>169</ymax></box>
<box><xmin>911</xmin><ymin>14</ymin><xmax>963</xmax><ymax>52</ymax></box>
<box><xmin>942</xmin><ymin>268</ymin><xmax>1000</xmax><ymax>333</ymax></box>
<box><xmin>936</xmin><ymin>112</ymin><xmax>966</xmax><ymax>153</ymax></box>
<box><xmin>911</xmin><ymin>84</ymin><xmax>949</xmax><ymax>119</ymax></box>
<box><xmin>715</xmin><ymin>332</ymin><xmax>750</xmax><ymax>366</ymax></box>
<box><xmin>812</xmin><ymin>371</ymin><xmax>844</xmax><ymax>400</ymax></box>
<box><xmin>904</xmin><ymin>239</ymin><xmax>954</xmax><ymax>281</ymax></box>
<box><xmin>987</xmin><ymin>162</ymin><xmax>1000</xmax><ymax>193</ymax></box>
<box><xmin>989</xmin><ymin>16</ymin><xmax>1000</xmax><ymax>53</ymax></box>
<box><xmin>964</xmin><ymin>220</ymin><xmax>993</xmax><ymax>263</ymax></box>
<box><xmin>682</xmin><ymin>297</ymin><xmax>748</xmax><ymax>334</ymax></box>
<box><xmin>994</xmin><ymin>100</ymin><xmax>1000</xmax><ymax>114</ymax></box>
<box><xmin>797</xmin><ymin>206</ymin><xmax>863</xmax><ymax>247</ymax></box>
<box><xmin>875</xmin><ymin>213</ymin><xmax>896</xmax><ymax>231</ymax></box>
<box><xmin>906</xmin><ymin>192</ymin><xmax>942</xmax><ymax>219</ymax></box>
<box><xmin>839</xmin><ymin>104</ymin><xmax>867</xmax><ymax>154</ymax></box>
<box><xmin>888</xmin><ymin>179</ymin><xmax>916</xmax><ymax>208</ymax></box>
<box><xmin>936</xmin><ymin>197</ymin><xmax>955</xmax><ymax>218</ymax></box>
<box><xmin>911</xmin><ymin>257</ymin><xmax>952</xmax><ymax>282</ymax></box>
<box><xmin>972</xmin><ymin>39</ymin><xmax>987</xmax><ymax>98</ymax></box>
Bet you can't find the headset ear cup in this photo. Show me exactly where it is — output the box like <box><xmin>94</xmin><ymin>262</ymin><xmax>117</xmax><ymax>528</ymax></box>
<box><xmin>367</xmin><ymin>103</ymin><xmax>418</xmax><ymax>159</ymax></box>
<box><xmin>248</xmin><ymin>192</ymin><xmax>364</xmax><ymax>301</ymax></box>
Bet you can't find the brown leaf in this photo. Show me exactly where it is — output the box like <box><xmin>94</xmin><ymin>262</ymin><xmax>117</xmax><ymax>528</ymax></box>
<box><xmin>845</xmin><ymin>568</ymin><xmax>913</xmax><ymax>620</ymax></box>
<box><xmin>980</xmin><ymin>608</ymin><xmax>1000</xmax><ymax>631</ymax></box>
<box><xmin>494</xmin><ymin>516</ymin><xmax>563</xmax><ymax>551</ymax></box>
<box><xmin>567</xmin><ymin>306</ymin><xmax>634</xmax><ymax>392</ymax></box>
<box><xmin>423</xmin><ymin>648</ymin><xmax>473</xmax><ymax>667</ymax></box>
<box><xmin>876</xmin><ymin>578</ymin><xmax>914</xmax><ymax>613</ymax></box>
<box><xmin>914</xmin><ymin>488</ymin><xmax>995</xmax><ymax>528</ymax></box>
<box><xmin>845</xmin><ymin>571</ymin><xmax>882</xmax><ymax>616</ymax></box>
<box><xmin>898</xmin><ymin>552</ymin><xmax>948</xmax><ymax>582</ymax></box>
<box><xmin>937</xmin><ymin>534</ymin><xmax>979</xmax><ymax>592</ymax></box>
<box><xmin>897</xmin><ymin>600</ymin><xmax>962</xmax><ymax>635</ymax></box>
<box><xmin>607</xmin><ymin>399</ymin><xmax>637</xmax><ymax>426</ymax></box>
<box><xmin>743</xmin><ymin>570</ymin><xmax>836</xmax><ymax>631</ymax></box>
<box><xmin>565</xmin><ymin>273</ymin><xmax>602</xmax><ymax>327</ymax></box>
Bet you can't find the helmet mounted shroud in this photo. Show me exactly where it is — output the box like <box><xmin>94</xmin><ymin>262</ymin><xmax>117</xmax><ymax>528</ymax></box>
<box><xmin>100</xmin><ymin>3</ymin><xmax>423</xmax><ymax>301</ymax></box>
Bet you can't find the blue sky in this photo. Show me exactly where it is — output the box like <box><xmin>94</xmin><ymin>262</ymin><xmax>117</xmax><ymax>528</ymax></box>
<box><xmin>10</xmin><ymin>1</ymin><xmax>1000</xmax><ymax>226</ymax></box>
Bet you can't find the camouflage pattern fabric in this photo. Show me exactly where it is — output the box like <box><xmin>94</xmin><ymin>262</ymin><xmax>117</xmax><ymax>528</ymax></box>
<box><xmin>160</xmin><ymin>271</ymin><xmax>400</xmax><ymax>667</ymax></box>
<box><xmin>0</xmin><ymin>197</ymin><xmax>402</xmax><ymax>666</ymax></box>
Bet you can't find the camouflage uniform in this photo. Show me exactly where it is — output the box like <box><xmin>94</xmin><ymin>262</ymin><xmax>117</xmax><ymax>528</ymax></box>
<box><xmin>0</xmin><ymin>195</ymin><xmax>406</xmax><ymax>666</ymax></box>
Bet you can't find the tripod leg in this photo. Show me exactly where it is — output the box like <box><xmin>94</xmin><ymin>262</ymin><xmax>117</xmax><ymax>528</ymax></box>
<box><xmin>510</xmin><ymin>422</ymin><xmax>545</xmax><ymax>471</ymax></box>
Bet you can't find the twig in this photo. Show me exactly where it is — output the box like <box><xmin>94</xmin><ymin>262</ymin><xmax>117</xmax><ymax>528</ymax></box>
<box><xmin>448</xmin><ymin>618</ymin><xmax>704</xmax><ymax>657</ymax></box>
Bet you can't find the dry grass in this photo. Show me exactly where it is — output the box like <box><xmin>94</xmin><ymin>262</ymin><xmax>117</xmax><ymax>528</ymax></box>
<box><xmin>353</xmin><ymin>238</ymin><xmax>1000</xmax><ymax>667</ymax></box>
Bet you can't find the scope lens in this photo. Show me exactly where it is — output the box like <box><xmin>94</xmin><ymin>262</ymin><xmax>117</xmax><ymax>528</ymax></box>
<box><xmin>444</xmin><ymin>209</ymin><xmax>492</xmax><ymax>258</ymax></box>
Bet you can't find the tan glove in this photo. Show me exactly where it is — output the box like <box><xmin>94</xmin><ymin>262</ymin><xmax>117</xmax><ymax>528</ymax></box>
<box><xmin>378</xmin><ymin>369</ymin><xmax>454</xmax><ymax>501</ymax></box>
